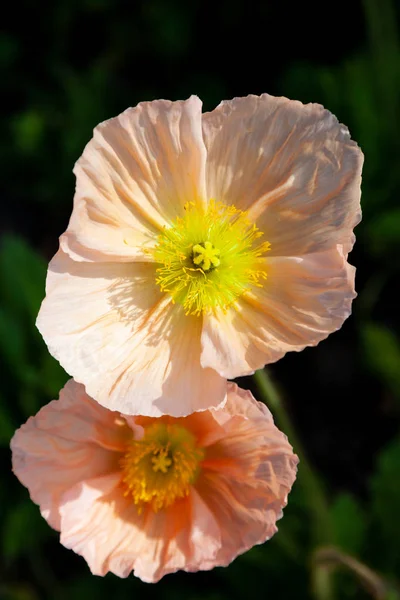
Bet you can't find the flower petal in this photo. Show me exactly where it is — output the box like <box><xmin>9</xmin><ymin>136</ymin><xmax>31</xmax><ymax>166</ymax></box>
<box><xmin>11</xmin><ymin>380</ymin><xmax>298</xmax><ymax>582</ymax></box>
<box><xmin>11</xmin><ymin>380</ymin><xmax>125</xmax><ymax>529</ymax></box>
<box><xmin>59</xmin><ymin>475</ymin><xmax>221</xmax><ymax>582</ymax></box>
<box><xmin>196</xmin><ymin>383</ymin><xmax>298</xmax><ymax>567</ymax></box>
<box><xmin>201</xmin><ymin>247</ymin><xmax>355</xmax><ymax>377</ymax></box>
<box><xmin>203</xmin><ymin>94</ymin><xmax>363</xmax><ymax>255</ymax></box>
<box><xmin>37</xmin><ymin>250</ymin><xmax>226</xmax><ymax>416</ymax></box>
<box><xmin>63</xmin><ymin>96</ymin><xmax>207</xmax><ymax>262</ymax></box>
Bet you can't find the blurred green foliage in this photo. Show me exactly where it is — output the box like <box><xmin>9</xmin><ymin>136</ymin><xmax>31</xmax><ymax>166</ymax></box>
<box><xmin>1</xmin><ymin>0</ymin><xmax>400</xmax><ymax>599</ymax></box>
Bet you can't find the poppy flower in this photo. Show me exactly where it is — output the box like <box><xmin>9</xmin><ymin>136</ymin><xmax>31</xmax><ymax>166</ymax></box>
<box><xmin>11</xmin><ymin>379</ymin><xmax>298</xmax><ymax>582</ymax></box>
<box><xmin>37</xmin><ymin>95</ymin><xmax>363</xmax><ymax>415</ymax></box>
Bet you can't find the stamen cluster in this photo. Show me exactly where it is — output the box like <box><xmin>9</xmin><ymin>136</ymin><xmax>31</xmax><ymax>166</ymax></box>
<box><xmin>121</xmin><ymin>422</ymin><xmax>204</xmax><ymax>512</ymax></box>
<box><xmin>154</xmin><ymin>202</ymin><xmax>271</xmax><ymax>315</ymax></box>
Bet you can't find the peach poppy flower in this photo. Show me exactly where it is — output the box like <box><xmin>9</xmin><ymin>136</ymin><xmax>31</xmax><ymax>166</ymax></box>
<box><xmin>11</xmin><ymin>379</ymin><xmax>298</xmax><ymax>583</ymax></box>
<box><xmin>37</xmin><ymin>95</ymin><xmax>363</xmax><ymax>416</ymax></box>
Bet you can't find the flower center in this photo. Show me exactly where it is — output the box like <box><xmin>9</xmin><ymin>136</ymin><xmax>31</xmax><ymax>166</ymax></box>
<box><xmin>121</xmin><ymin>422</ymin><xmax>204</xmax><ymax>512</ymax></box>
<box><xmin>192</xmin><ymin>241</ymin><xmax>221</xmax><ymax>271</ymax></box>
<box><xmin>153</xmin><ymin>201</ymin><xmax>271</xmax><ymax>315</ymax></box>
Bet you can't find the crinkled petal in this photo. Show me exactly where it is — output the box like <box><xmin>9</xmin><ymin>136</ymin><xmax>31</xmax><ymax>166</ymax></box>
<box><xmin>201</xmin><ymin>247</ymin><xmax>355</xmax><ymax>377</ymax></box>
<box><xmin>11</xmin><ymin>381</ymin><xmax>298</xmax><ymax>582</ymax></box>
<box><xmin>10</xmin><ymin>380</ymin><xmax>125</xmax><ymax>529</ymax></box>
<box><xmin>212</xmin><ymin>382</ymin><xmax>273</xmax><ymax>425</ymax></box>
<box><xmin>203</xmin><ymin>94</ymin><xmax>363</xmax><ymax>256</ymax></box>
<box><xmin>63</xmin><ymin>96</ymin><xmax>207</xmax><ymax>262</ymax></box>
<box><xmin>59</xmin><ymin>475</ymin><xmax>221</xmax><ymax>583</ymax></box>
<box><xmin>196</xmin><ymin>383</ymin><xmax>298</xmax><ymax>566</ymax></box>
<box><xmin>37</xmin><ymin>250</ymin><xmax>226</xmax><ymax>416</ymax></box>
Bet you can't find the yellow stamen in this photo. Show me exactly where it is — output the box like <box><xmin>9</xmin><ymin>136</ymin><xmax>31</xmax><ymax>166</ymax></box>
<box><xmin>121</xmin><ymin>422</ymin><xmax>204</xmax><ymax>512</ymax></box>
<box><xmin>153</xmin><ymin>201</ymin><xmax>271</xmax><ymax>315</ymax></box>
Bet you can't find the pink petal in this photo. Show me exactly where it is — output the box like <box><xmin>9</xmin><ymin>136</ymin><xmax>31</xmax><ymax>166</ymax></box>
<box><xmin>37</xmin><ymin>250</ymin><xmax>226</xmax><ymax>416</ymax></box>
<box><xmin>203</xmin><ymin>94</ymin><xmax>363</xmax><ymax>256</ymax></box>
<box><xmin>11</xmin><ymin>380</ymin><xmax>125</xmax><ymax>529</ymax></box>
<box><xmin>11</xmin><ymin>380</ymin><xmax>298</xmax><ymax>582</ymax></box>
<box><xmin>213</xmin><ymin>382</ymin><xmax>273</xmax><ymax>424</ymax></box>
<box><xmin>195</xmin><ymin>383</ymin><xmax>298</xmax><ymax>567</ymax></box>
<box><xmin>201</xmin><ymin>247</ymin><xmax>355</xmax><ymax>377</ymax></box>
<box><xmin>59</xmin><ymin>475</ymin><xmax>221</xmax><ymax>583</ymax></box>
<box><xmin>63</xmin><ymin>96</ymin><xmax>207</xmax><ymax>263</ymax></box>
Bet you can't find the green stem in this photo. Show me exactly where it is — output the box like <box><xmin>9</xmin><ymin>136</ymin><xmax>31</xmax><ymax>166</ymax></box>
<box><xmin>314</xmin><ymin>547</ymin><xmax>399</xmax><ymax>600</ymax></box>
<box><xmin>253</xmin><ymin>368</ymin><xmax>335</xmax><ymax>599</ymax></box>
<box><xmin>362</xmin><ymin>0</ymin><xmax>400</xmax><ymax>136</ymax></box>
<box><xmin>253</xmin><ymin>368</ymin><xmax>332</xmax><ymax>544</ymax></box>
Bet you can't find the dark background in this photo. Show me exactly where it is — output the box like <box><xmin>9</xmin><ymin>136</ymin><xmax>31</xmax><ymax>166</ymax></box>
<box><xmin>1</xmin><ymin>1</ymin><xmax>400</xmax><ymax>599</ymax></box>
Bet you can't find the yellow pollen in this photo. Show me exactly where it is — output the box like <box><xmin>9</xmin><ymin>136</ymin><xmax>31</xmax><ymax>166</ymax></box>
<box><xmin>153</xmin><ymin>201</ymin><xmax>271</xmax><ymax>315</ymax></box>
<box><xmin>192</xmin><ymin>241</ymin><xmax>221</xmax><ymax>271</ymax></box>
<box><xmin>120</xmin><ymin>422</ymin><xmax>204</xmax><ymax>513</ymax></box>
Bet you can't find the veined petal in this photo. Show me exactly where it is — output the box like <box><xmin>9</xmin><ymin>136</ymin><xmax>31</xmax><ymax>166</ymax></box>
<box><xmin>196</xmin><ymin>384</ymin><xmax>298</xmax><ymax>567</ymax></box>
<box><xmin>203</xmin><ymin>94</ymin><xmax>363</xmax><ymax>256</ymax></box>
<box><xmin>59</xmin><ymin>475</ymin><xmax>221</xmax><ymax>583</ymax></box>
<box><xmin>37</xmin><ymin>250</ymin><xmax>226</xmax><ymax>416</ymax></box>
<box><xmin>36</xmin><ymin>93</ymin><xmax>363</xmax><ymax>414</ymax></box>
<box><xmin>11</xmin><ymin>380</ymin><xmax>297</xmax><ymax>582</ymax></box>
<box><xmin>201</xmin><ymin>247</ymin><xmax>355</xmax><ymax>377</ymax></box>
<box><xmin>63</xmin><ymin>96</ymin><xmax>207</xmax><ymax>262</ymax></box>
<box><xmin>10</xmin><ymin>380</ymin><xmax>126</xmax><ymax>529</ymax></box>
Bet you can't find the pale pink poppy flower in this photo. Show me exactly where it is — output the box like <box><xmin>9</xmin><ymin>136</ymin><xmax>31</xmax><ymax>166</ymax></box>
<box><xmin>37</xmin><ymin>95</ymin><xmax>363</xmax><ymax>416</ymax></box>
<box><xmin>11</xmin><ymin>379</ymin><xmax>298</xmax><ymax>583</ymax></box>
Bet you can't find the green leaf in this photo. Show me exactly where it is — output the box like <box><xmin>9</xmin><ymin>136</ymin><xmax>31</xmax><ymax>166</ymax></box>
<box><xmin>11</xmin><ymin>110</ymin><xmax>45</xmax><ymax>154</ymax></box>
<box><xmin>366</xmin><ymin>208</ymin><xmax>400</xmax><ymax>255</ymax></box>
<box><xmin>330</xmin><ymin>493</ymin><xmax>366</xmax><ymax>556</ymax></box>
<box><xmin>3</xmin><ymin>501</ymin><xmax>51</xmax><ymax>562</ymax></box>
<box><xmin>18</xmin><ymin>385</ymin><xmax>44</xmax><ymax>418</ymax></box>
<box><xmin>0</xmin><ymin>395</ymin><xmax>16</xmax><ymax>446</ymax></box>
<box><xmin>0</xmin><ymin>309</ymin><xmax>27</xmax><ymax>377</ymax></box>
<box><xmin>370</xmin><ymin>435</ymin><xmax>400</xmax><ymax>573</ymax></box>
<box><xmin>361</xmin><ymin>323</ymin><xmax>400</xmax><ymax>400</ymax></box>
<box><xmin>39</xmin><ymin>353</ymin><xmax>68</xmax><ymax>399</ymax></box>
<box><xmin>0</xmin><ymin>235</ymin><xmax>46</xmax><ymax>323</ymax></box>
